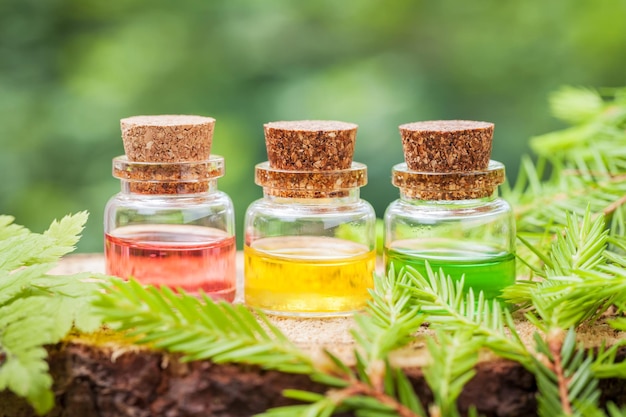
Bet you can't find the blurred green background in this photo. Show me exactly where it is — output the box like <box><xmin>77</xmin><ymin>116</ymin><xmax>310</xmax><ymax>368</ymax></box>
<box><xmin>1</xmin><ymin>0</ymin><xmax>625</xmax><ymax>252</ymax></box>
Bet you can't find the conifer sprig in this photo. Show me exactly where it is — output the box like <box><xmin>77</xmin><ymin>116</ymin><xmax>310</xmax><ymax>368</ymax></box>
<box><xmin>506</xmin><ymin>86</ymin><xmax>626</xmax><ymax>255</ymax></box>
<box><xmin>504</xmin><ymin>209</ymin><xmax>626</xmax><ymax>330</ymax></box>
<box><xmin>400</xmin><ymin>265</ymin><xmax>532</xmax><ymax>366</ymax></box>
<box><xmin>93</xmin><ymin>86</ymin><xmax>626</xmax><ymax>416</ymax></box>
<box><xmin>235</xmin><ymin>269</ymin><xmax>427</xmax><ymax>416</ymax></box>
<box><xmin>93</xmin><ymin>278</ymin><xmax>315</xmax><ymax>373</ymax></box>
<box><xmin>423</xmin><ymin>330</ymin><xmax>482</xmax><ymax>417</ymax></box>
<box><xmin>532</xmin><ymin>328</ymin><xmax>602</xmax><ymax>417</ymax></box>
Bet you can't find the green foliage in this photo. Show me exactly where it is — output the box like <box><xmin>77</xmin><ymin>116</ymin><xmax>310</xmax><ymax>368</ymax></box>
<box><xmin>504</xmin><ymin>209</ymin><xmax>626</xmax><ymax>331</ymax></box>
<box><xmin>423</xmin><ymin>330</ymin><xmax>481</xmax><ymax>417</ymax></box>
<box><xmin>355</xmin><ymin>269</ymin><xmax>424</xmax><ymax>361</ymax></box>
<box><xmin>93</xmin><ymin>278</ymin><xmax>315</xmax><ymax>373</ymax></box>
<box><xmin>85</xmin><ymin>85</ymin><xmax>626</xmax><ymax>415</ymax></box>
<box><xmin>532</xmin><ymin>329</ymin><xmax>602</xmax><ymax>417</ymax></box>
<box><xmin>399</xmin><ymin>265</ymin><xmax>532</xmax><ymax>366</ymax></box>
<box><xmin>96</xmin><ymin>270</ymin><xmax>428</xmax><ymax>417</ymax></box>
<box><xmin>0</xmin><ymin>212</ymin><xmax>104</xmax><ymax>414</ymax></box>
<box><xmin>506</xmin><ymin>87</ymin><xmax>626</xmax><ymax>252</ymax></box>
<box><xmin>94</xmin><ymin>204</ymin><xmax>626</xmax><ymax>417</ymax></box>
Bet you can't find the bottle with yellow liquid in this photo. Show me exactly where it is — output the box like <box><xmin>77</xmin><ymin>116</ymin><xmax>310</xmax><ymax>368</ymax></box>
<box><xmin>244</xmin><ymin>120</ymin><xmax>376</xmax><ymax>317</ymax></box>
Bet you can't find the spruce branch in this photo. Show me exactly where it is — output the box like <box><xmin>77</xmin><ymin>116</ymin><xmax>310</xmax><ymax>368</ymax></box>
<box><xmin>356</xmin><ymin>270</ymin><xmax>424</xmax><ymax>363</ymax></box>
<box><xmin>504</xmin><ymin>209</ymin><xmax>626</xmax><ymax>329</ymax></box>
<box><xmin>606</xmin><ymin>402</ymin><xmax>626</xmax><ymax>417</ymax></box>
<box><xmin>532</xmin><ymin>328</ymin><xmax>603</xmax><ymax>417</ymax></box>
<box><xmin>400</xmin><ymin>265</ymin><xmax>532</xmax><ymax>366</ymax></box>
<box><xmin>93</xmin><ymin>278</ymin><xmax>315</xmax><ymax>373</ymax></box>
<box><xmin>423</xmin><ymin>330</ymin><xmax>482</xmax><ymax>417</ymax></box>
<box><xmin>264</xmin><ymin>271</ymin><xmax>427</xmax><ymax>417</ymax></box>
<box><xmin>590</xmin><ymin>339</ymin><xmax>626</xmax><ymax>381</ymax></box>
<box><xmin>506</xmin><ymin>86</ymin><xmax>626</xmax><ymax>258</ymax></box>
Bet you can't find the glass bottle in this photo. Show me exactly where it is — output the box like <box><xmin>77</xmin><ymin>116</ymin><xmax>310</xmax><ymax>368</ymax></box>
<box><xmin>104</xmin><ymin>115</ymin><xmax>236</xmax><ymax>301</ymax></box>
<box><xmin>244</xmin><ymin>120</ymin><xmax>376</xmax><ymax>317</ymax></box>
<box><xmin>384</xmin><ymin>120</ymin><xmax>516</xmax><ymax>299</ymax></box>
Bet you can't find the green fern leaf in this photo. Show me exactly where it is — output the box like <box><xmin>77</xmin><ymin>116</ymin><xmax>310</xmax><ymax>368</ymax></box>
<box><xmin>0</xmin><ymin>212</ymin><xmax>105</xmax><ymax>414</ymax></box>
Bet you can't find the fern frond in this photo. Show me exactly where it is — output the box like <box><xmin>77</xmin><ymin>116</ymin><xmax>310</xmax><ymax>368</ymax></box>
<box><xmin>0</xmin><ymin>212</ymin><xmax>102</xmax><ymax>414</ymax></box>
<box><xmin>0</xmin><ymin>298</ymin><xmax>56</xmax><ymax>414</ymax></box>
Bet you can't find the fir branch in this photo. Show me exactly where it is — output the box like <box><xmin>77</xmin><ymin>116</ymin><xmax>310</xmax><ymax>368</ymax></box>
<box><xmin>506</xmin><ymin>86</ymin><xmax>626</xmax><ymax>250</ymax></box>
<box><xmin>356</xmin><ymin>270</ymin><xmax>424</xmax><ymax>363</ymax></box>
<box><xmin>590</xmin><ymin>339</ymin><xmax>626</xmax><ymax>381</ymax></box>
<box><xmin>505</xmin><ymin>209</ymin><xmax>626</xmax><ymax>329</ymax></box>
<box><xmin>93</xmin><ymin>278</ymin><xmax>315</xmax><ymax>373</ymax></box>
<box><xmin>549</xmin><ymin>86</ymin><xmax>605</xmax><ymax>125</ymax></box>
<box><xmin>263</xmin><ymin>271</ymin><xmax>427</xmax><ymax>417</ymax></box>
<box><xmin>606</xmin><ymin>402</ymin><xmax>626</xmax><ymax>417</ymax></box>
<box><xmin>423</xmin><ymin>330</ymin><xmax>482</xmax><ymax>417</ymax></box>
<box><xmin>532</xmin><ymin>328</ymin><xmax>603</xmax><ymax>417</ymax></box>
<box><xmin>400</xmin><ymin>265</ymin><xmax>532</xmax><ymax>366</ymax></box>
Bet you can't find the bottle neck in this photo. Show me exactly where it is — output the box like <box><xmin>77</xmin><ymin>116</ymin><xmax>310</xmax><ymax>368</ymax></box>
<box><xmin>119</xmin><ymin>179</ymin><xmax>219</xmax><ymax>195</ymax></box>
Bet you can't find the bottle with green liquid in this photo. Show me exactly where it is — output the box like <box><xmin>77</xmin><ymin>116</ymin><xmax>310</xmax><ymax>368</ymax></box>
<box><xmin>384</xmin><ymin>120</ymin><xmax>516</xmax><ymax>300</ymax></box>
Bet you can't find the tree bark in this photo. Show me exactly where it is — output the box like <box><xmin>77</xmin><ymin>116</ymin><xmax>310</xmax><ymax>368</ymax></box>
<box><xmin>2</xmin><ymin>340</ymin><xmax>625</xmax><ymax>417</ymax></box>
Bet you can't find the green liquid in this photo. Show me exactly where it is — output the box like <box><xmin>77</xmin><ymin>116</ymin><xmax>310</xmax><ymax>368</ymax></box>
<box><xmin>385</xmin><ymin>240</ymin><xmax>515</xmax><ymax>299</ymax></box>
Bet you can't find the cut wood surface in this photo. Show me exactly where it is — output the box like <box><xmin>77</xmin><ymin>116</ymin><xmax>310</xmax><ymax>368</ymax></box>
<box><xmin>1</xmin><ymin>254</ymin><xmax>625</xmax><ymax>417</ymax></box>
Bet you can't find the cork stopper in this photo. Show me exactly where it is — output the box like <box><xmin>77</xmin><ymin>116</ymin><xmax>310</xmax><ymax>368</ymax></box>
<box><xmin>399</xmin><ymin>120</ymin><xmax>494</xmax><ymax>172</ymax></box>
<box><xmin>121</xmin><ymin>115</ymin><xmax>215</xmax><ymax>163</ymax></box>
<box><xmin>115</xmin><ymin>115</ymin><xmax>220</xmax><ymax>194</ymax></box>
<box><xmin>264</xmin><ymin>120</ymin><xmax>357</xmax><ymax>170</ymax></box>
<box><xmin>392</xmin><ymin>160</ymin><xmax>505</xmax><ymax>200</ymax></box>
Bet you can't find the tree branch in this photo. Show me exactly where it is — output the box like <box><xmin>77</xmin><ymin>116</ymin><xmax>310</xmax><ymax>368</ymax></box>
<box><xmin>547</xmin><ymin>330</ymin><xmax>573</xmax><ymax>415</ymax></box>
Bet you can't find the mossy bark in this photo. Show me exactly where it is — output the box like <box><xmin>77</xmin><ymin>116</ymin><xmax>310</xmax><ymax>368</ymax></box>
<box><xmin>2</xmin><ymin>341</ymin><xmax>626</xmax><ymax>417</ymax></box>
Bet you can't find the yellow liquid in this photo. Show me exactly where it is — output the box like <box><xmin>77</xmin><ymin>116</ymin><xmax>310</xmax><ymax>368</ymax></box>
<box><xmin>244</xmin><ymin>236</ymin><xmax>375</xmax><ymax>317</ymax></box>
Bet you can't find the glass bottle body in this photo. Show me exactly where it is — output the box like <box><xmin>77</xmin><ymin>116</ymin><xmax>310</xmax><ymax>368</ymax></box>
<box><xmin>104</xmin><ymin>182</ymin><xmax>236</xmax><ymax>301</ymax></box>
<box><xmin>384</xmin><ymin>193</ymin><xmax>515</xmax><ymax>299</ymax></box>
<box><xmin>244</xmin><ymin>192</ymin><xmax>376</xmax><ymax>317</ymax></box>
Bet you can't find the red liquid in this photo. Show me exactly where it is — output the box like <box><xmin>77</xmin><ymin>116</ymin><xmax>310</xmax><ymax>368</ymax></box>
<box><xmin>105</xmin><ymin>224</ymin><xmax>236</xmax><ymax>301</ymax></box>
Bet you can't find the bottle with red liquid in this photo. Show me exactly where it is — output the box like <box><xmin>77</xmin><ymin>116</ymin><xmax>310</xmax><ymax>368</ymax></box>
<box><xmin>104</xmin><ymin>115</ymin><xmax>236</xmax><ymax>301</ymax></box>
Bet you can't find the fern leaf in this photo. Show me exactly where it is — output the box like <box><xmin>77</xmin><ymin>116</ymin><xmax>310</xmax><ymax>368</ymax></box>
<box><xmin>0</xmin><ymin>212</ymin><xmax>105</xmax><ymax>414</ymax></box>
